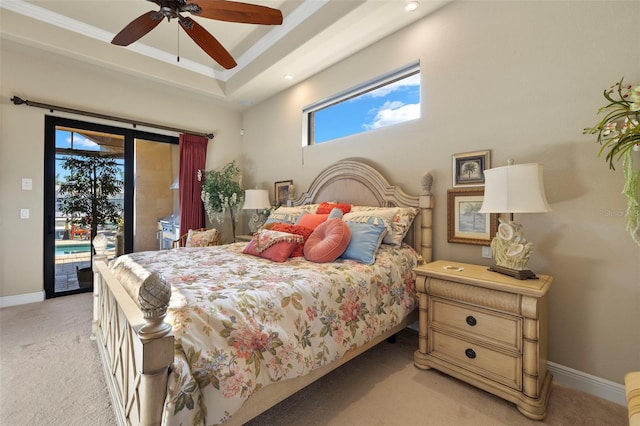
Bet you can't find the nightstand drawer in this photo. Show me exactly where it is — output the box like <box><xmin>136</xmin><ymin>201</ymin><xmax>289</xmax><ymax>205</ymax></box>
<box><xmin>431</xmin><ymin>331</ymin><xmax>522</xmax><ymax>390</ymax></box>
<box><xmin>431</xmin><ymin>298</ymin><xmax>521</xmax><ymax>351</ymax></box>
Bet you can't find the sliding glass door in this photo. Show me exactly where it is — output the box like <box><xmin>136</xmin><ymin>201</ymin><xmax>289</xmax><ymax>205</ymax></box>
<box><xmin>44</xmin><ymin>116</ymin><xmax>178</xmax><ymax>298</ymax></box>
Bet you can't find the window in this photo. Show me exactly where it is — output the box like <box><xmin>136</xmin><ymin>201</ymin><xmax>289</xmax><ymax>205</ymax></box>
<box><xmin>303</xmin><ymin>62</ymin><xmax>420</xmax><ymax>145</ymax></box>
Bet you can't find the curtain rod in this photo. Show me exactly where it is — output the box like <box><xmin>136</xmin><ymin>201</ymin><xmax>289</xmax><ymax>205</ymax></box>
<box><xmin>10</xmin><ymin>96</ymin><xmax>214</xmax><ymax>140</ymax></box>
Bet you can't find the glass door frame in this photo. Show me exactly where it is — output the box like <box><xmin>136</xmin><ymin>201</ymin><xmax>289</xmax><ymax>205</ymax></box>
<box><xmin>44</xmin><ymin>115</ymin><xmax>178</xmax><ymax>298</ymax></box>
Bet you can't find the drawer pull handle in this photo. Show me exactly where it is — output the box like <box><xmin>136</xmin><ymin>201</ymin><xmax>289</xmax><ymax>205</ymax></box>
<box><xmin>465</xmin><ymin>348</ymin><xmax>476</xmax><ymax>359</ymax></box>
<box><xmin>466</xmin><ymin>315</ymin><xmax>477</xmax><ymax>326</ymax></box>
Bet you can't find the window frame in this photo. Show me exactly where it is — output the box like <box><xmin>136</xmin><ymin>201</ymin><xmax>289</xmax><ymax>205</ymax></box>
<box><xmin>302</xmin><ymin>61</ymin><xmax>420</xmax><ymax>146</ymax></box>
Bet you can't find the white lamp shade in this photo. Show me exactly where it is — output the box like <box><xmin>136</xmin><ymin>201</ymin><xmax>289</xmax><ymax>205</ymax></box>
<box><xmin>242</xmin><ymin>189</ymin><xmax>271</xmax><ymax>210</ymax></box>
<box><xmin>479</xmin><ymin>163</ymin><xmax>551</xmax><ymax>213</ymax></box>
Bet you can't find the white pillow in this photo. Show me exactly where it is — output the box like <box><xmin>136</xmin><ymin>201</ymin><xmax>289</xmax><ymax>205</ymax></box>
<box><xmin>349</xmin><ymin>206</ymin><xmax>419</xmax><ymax>246</ymax></box>
<box><xmin>343</xmin><ymin>208</ymin><xmax>397</xmax><ymax>244</ymax></box>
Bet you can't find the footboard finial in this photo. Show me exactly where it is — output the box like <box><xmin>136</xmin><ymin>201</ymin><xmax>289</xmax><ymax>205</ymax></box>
<box><xmin>138</xmin><ymin>272</ymin><xmax>172</xmax><ymax>339</ymax></box>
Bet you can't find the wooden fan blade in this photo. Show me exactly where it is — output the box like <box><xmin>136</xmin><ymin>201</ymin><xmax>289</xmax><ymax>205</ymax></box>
<box><xmin>191</xmin><ymin>0</ymin><xmax>283</xmax><ymax>25</ymax></box>
<box><xmin>112</xmin><ymin>11</ymin><xmax>165</xmax><ymax>46</ymax></box>
<box><xmin>179</xmin><ymin>17</ymin><xmax>237</xmax><ymax>69</ymax></box>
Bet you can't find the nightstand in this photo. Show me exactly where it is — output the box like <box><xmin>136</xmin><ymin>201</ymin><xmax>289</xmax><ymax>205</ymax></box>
<box><xmin>235</xmin><ymin>234</ymin><xmax>254</xmax><ymax>242</ymax></box>
<box><xmin>413</xmin><ymin>260</ymin><xmax>553</xmax><ymax>420</ymax></box>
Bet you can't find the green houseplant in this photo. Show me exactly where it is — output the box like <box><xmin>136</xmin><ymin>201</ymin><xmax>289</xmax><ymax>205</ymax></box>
<box><xmin>199</xmin><ymin>161</ymin><xmax>243</xmax><ymax>242</ymax></box>
<box><xmin>584</xmin><ymin>78</ymin><xmax>640</xmax><ymax>245</ymax></box>
<box><xmin>59</xmin><ymin>153</ymin><xmax>123</xmax><ymax>286</ymax></box>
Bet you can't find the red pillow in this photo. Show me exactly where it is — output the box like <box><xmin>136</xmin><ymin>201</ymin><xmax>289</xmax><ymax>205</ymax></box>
<box><xmin>242</xmin><ymin>230</ymin><xmax>303</xmax><ymax>262</ymax></box>
<box><xmin>271</xmin><ymin>223</ymin><xmax>314</xmax><ymax>257</ymax></box>
<box><xmin>304</xmin><ymin>219</ymin><xmax>351</xmax><ymax>263</ymax></box>
<box><xmin>296</xmin><ymin>212</ymin><xmax>329</xmax><ymax>230</ymax></box>
<box><xmin>316</xmin><ymin>202</ymin><xmax>352</xmax><ymax>214</ymax></box>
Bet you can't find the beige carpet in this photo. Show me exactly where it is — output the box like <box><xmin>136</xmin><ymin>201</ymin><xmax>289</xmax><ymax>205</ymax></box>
<box><xmin>0</xmin><ymin>293</ymin><xmax>628</xmax><ymax>426</ymax></box>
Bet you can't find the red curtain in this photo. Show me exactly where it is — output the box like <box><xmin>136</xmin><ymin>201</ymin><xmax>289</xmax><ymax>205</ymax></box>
<box><xmin>178</xmin><ymin>133</ymin><xmax>208</xmax><ymax>236</ymax></box>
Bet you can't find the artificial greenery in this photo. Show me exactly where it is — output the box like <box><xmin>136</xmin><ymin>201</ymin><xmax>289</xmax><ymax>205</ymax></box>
<box><xmin>59</xmin><ymin>153</ymin><xmax>123</xmax><ymax>240</ymax></box>
<box><xmin>199</xmin><ymin>161</ymin><xmax>243</xmax><ymax>240</ymax></box>
<box><xmin>584</xmin><ymin>78</ymin><xmax>640</xmax><ymax>245</ymax></box>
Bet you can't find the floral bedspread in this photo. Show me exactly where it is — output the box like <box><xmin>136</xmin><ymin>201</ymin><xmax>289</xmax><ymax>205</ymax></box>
<box><xmin>110</xmin><ymin>243</ymin><xmax>419</xmax><ymax>425</ymax></box>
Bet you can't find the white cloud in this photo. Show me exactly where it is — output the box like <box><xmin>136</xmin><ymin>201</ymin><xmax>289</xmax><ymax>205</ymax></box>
<box><xmin>366</xmin><ymin>73</ymin><xmax>420</xmax><ymax>98</ymax></box>
<box><xmin>67</xmin><ymin>134</ymin><xmax>98</xmax><ymax>149</ymax></box>
<box><xmin>363</xmin><ymin>102</ymin><xmax>420</xmax><ymax>130</ymax></box>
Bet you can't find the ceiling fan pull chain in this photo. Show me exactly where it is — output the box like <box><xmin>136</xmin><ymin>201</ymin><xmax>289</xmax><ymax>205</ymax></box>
<box><xmin>177</xmin><ymin>24</ymin><xmax>180</xmax><ymax>62</ymax></box>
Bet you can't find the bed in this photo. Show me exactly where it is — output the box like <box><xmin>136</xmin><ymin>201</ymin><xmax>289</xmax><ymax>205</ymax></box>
<box><xmin>91</xmin><ymin>159</ymin><xmax>434</xmax><ymax>425</ymax></box>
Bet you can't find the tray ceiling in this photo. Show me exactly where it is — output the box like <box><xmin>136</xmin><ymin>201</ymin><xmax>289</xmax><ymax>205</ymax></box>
<box><xmin>1</xmin><ymin>0</ymin><xmax>449</xmax><ymax>109</ymax></box>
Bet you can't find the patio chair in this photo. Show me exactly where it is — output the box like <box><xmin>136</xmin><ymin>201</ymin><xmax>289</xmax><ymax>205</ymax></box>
<box><xmin>71</xmin><ymin>226</ymin><xmax>90</xmax><ymax>240</ymax></box>
<box><xmin>172</xmin><ymin>228</ymin><xmax>220</xmax><ymax>248</ymax></box>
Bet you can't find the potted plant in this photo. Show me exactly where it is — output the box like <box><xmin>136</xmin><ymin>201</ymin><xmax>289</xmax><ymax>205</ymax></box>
<box><xmin>584</xmin><ymin>78</ymin><xmax>640</xmax><ymax>245</ymax></box>
<box><xmin>59</xmin><ymin>153</ymin><xmax>123</xmax><ymax>287</ymax></box>
<box><xmin>199</xmin><ymin>161</ymin><xmax>243</xmax><ymax>242</ymax></box>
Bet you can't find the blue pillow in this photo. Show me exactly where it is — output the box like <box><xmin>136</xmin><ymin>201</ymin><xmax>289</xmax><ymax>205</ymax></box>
<box><xmin>340</xmin><ymin>221</ymin><xmax>387</xmax><ymax>265</ymax></box>
<box><xmin>328</xmin><ymin>207</ymin><xmax>344</xmax><ymax>220</ymax></box>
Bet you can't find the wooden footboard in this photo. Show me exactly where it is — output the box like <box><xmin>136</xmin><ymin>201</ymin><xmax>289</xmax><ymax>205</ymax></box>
<box><xmin>92</xmin><ymin>256</ymin><xmax>174</xmax><ymax>426</ymax></box>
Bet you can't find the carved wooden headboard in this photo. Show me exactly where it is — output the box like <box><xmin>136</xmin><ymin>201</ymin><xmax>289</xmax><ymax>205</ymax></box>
<box><xmin>290</xmin><ymin>159</ymin><xmax>434</xmax><ymax>263</ymax></box>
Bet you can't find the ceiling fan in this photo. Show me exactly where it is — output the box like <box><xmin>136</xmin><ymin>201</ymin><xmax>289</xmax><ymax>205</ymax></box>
<box><xmin>111</xmin><ymin>0</ymin><xmax>283</xmax><ymax>70</ymax></box>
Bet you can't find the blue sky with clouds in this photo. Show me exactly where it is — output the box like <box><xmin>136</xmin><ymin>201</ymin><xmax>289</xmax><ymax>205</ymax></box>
<box><xmin>55</xmin><ymin>130</ymin><xmax>124</xmax><ymax>179</ymax></box>
<box><xmin>313</xmin><ymin>73</ymin><xmax>420</xmax><ymax>143</ymax></box>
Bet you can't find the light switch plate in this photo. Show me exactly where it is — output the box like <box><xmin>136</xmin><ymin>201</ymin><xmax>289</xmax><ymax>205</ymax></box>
<box><xmin>22</xmin><ymin>178</ymin><xmax>33</xmax><ymax>190</ymax></box>
<box><xmin>482</xmin><ymin>246</ymin><xmax>492</xmax><ymax>258</ymax></box>
<box><xmin>20</xmin><ymin>209</ymin><xmax>30</xmax><ymax>219</ymax></box>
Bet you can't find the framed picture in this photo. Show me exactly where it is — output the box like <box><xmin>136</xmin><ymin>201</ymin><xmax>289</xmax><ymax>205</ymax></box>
<box><xmin>447</xmin><ymin>188</ymin><xmax>498</xmax><ymax>246</ymax></box>
<box><xmin>452</xmin><ymin>150</ymin><xmax>491</xmax><ymax>187</ymax></box>
<box><xmin>274</xmin><ymin>180</ymin><xmax>293</xmax><ymax>206</ymax></box>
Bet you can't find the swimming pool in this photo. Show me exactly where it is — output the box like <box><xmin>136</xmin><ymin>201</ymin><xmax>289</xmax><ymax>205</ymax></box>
<box><xmin>55</xmin><ymin>242</ymin><xmax>115</xmax><ymax>256</ymax></box>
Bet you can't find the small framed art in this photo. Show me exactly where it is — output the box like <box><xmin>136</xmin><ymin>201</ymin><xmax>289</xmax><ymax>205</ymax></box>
<box><xmin>274</xmin><ymin>180</ymin><xmax>293</xmax><ymax>206</ymax></box>
<box><xmin>447</xmin><ymin>188</ymin><xmax>498</xmax><ymax>246</ymax></box>
<box><xmin>452</xmin><ymin>150</ymin><xmax>491</xmax><ymax>187</ymax></box>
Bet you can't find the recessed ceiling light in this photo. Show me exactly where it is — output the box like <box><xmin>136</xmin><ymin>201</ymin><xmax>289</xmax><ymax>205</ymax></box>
<box><xmin>405</xmin><ymin>1</ymin><xmax>419</xmax><ymax>12</ymax></box>
<box><xmin>283</xmin><ymin>74</ymin><xmax>294</xmax><ymax>80</ymax></box>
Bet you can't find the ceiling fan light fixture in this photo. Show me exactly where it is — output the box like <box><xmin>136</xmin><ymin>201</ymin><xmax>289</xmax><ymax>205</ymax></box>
<box><xmin>160</xmin><ymin>6</ymin><xmax>180</xmax><ymax>19</ymax></box>
<box><xmin>405</xmin><ymin>1</ymin><xmax>420</xmax><ymax>12</ymax></box>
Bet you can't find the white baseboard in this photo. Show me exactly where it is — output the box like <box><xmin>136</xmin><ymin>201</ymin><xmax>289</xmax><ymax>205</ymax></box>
<box><xmin>0</xmin><ymin>291</ymin><xmax>45</xmax><ymax>308</ymax></box>
<box><xmin>548</xmin><ymin>361</ymin><xmax>626</xmax><ymax>406</ymax></box>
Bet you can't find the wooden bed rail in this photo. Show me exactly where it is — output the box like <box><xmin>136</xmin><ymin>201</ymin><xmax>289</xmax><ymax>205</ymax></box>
<box><xmin>92</xmin><ymin>256</ymin><xmax>174</xmax><ymax>426</ymax></box>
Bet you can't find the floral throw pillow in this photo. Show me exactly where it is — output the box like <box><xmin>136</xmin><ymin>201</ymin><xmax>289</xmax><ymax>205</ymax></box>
<box><xmin>242</xmin><ymin>229</ymin><xmax>304</xmax><ymax>262</ymax></box>
<box><xmin>185</xmin><ymin>229</ymin><xmax>219</xmax><ymax>247</ymax></box>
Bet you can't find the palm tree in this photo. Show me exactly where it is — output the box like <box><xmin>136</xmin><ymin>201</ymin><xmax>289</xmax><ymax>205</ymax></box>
<box><xmin>462</xmin><ymin>161</ymin><xmax>479</xmax><ymax>178</ymax></box>
<box><xmin>462</xmin><ymin>201</ymin><xmax>483</xmax><ymax>231</ymax></box>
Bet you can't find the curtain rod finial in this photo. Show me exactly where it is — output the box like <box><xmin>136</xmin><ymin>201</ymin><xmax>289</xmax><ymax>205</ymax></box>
<box><xmin>11</xmin><ymin>96</ymin><xmax>26</xmax><ymax>105</ymax></box>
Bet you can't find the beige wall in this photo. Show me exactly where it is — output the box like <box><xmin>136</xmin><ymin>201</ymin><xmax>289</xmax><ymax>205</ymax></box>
<box><xmin>241</xmin><ymin>1</ymin><xmax>640</xmax><ymax>384</ymax></box>
<box><xmin>134</xmin><ymin>139</ymin><xmax>174</xmax><ymax>252</ymax></box>
<box><xmin>0</xmin><ymin>42</ymin><xmax>243</xmax><ymax>299</ymax></box>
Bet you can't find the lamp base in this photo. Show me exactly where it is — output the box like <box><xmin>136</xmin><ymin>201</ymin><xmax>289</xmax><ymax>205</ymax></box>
<box><xmin>488</xmin><ymin>264</ymin><xmax>539</xmax><ymax>280</ymax></box>
<box><xmin>248</xmin><ymin>212</ymin><xmax>265</xmax><ymax>233</ymax></box>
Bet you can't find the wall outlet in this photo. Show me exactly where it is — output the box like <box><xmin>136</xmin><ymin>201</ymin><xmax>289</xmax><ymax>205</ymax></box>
<box><xmin>20</xmin><ymin>208</ymin><xmax>30</xmax><ymax>219</ymax></box>
<box><xmin>482</xmin><ymin>246</ymin><xmax>492</xmax><ymax>258</ymax></box>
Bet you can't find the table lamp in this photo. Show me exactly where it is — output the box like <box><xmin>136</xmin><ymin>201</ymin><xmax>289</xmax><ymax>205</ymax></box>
<box><xmin>242</xmin><ymin>189</ymin><xmax>272</xmax><ymax>233</ymax></box>
<box><xmin>479</xmin><ymin>162</ymin><xmax>551</xmax><ymax>279</ymax></box>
